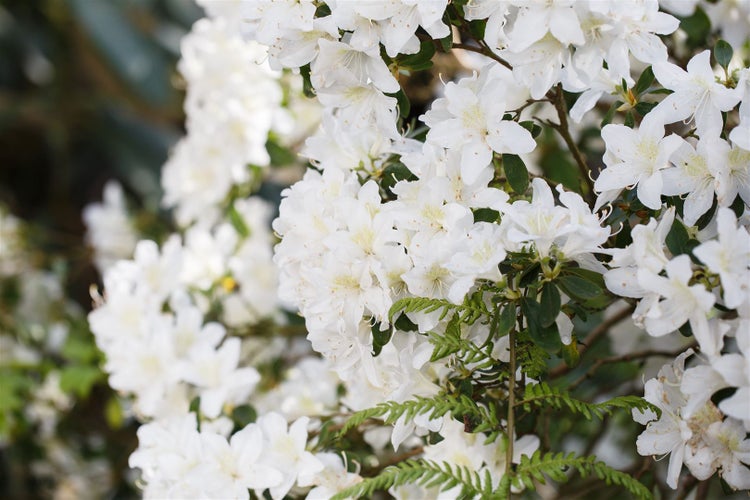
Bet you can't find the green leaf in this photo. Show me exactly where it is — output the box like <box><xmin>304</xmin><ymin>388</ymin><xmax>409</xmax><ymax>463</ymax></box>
<box><xmin>372</xmin><ymin>322</ymin><xmax>393</xmax><ymax>357</ymax></box>
<box><xmin>665</xmin><ymin>218</ymin><xmax>691</xmax><ymax>256</ymax></box>
<box><xmin>468</xmin><ymin>19</ymin><xmax>487</xmax><ymax>40</ymax></box>
<box><xmin>557</xmin><ymin>275</ymin><xmax>603</xmax><ymax>301</ymax></box>
<box><xmin>624</xmin><ymin>111</ymin><xmax>635</xmax><ymax>128</ymax></box>
<box><xmin>601</xmin><ymin>100</ymin><xmax>622</xmax><ymax>127</ymax></box>
<box><xmin>714</xmin><ymin>39</ymin><xmax>733</xmax><ymax>68</ymax></box>
<box><xmin>680</xmin><ymin>7</ymin><xmax>711</xmax><ymax>48</ymax></box>
<box><xmin>391</xmin><ymin>89</ymin><xmax>412</xmax><ymax>119</ymax></box>
<box><xmin>430</xmin><ymin>314</ymin><xmax>462</xmax><ymax>362</ymax></box>
<box><xmin>300</xmin><ymin>64</ymin><xmax>315</xmax><ymax>97</ymax></box>
<box><xmin>539</xmin><ymin>283</ymin><xmax>561</xmax><ymax>328</ymax></box>
<box><xmin>397</xmin><ymin>40</ymin><xmax>435</xmax><ymax>70</ymax></box>
<box><xmin>521</xmin><ymin>298</ymin><xmax>562</xmax><ymax>352</ymax></box>
<box><xmin>503</xmin><ymin>154</ymin><xmax>529</xmax><ymax>194</ymax></box>
<box><xmin>381</xmin><ymin>162</ymin><xmax>417</xmax><ymax>195</ymax></box>
<box><xmin>232</xmin><ymin>404</ymin><xmax>257</xmax><ymax>427</ymax></box>
<box><xmin>440</xmin><ymin>33</ymin><xmax>453</xmax><ymax>52</ymax></box>
<box><xmin>228</xmin><ymin>204</ymin><xmax>250</xmax><ymax>238</ymax></box>
<box><xmin>633</xmin><ymin>66</ymin><xmax>655</xmax><ymax>95</ymax></box>
<box><xmin>634</xmin><ymin>101</ymin><xmax>657</xmax><ymax>116</ymax></box>
<box><xmin>495</xmin><ymin>304</ymin><xmax>516</xmax><ymax>338</ymax></box>
<box><xmin>473</xmin><ymin>208</ymin><xmax>499</xmax><ymax>223</ymax></box>
<box><xmin>519</xmin><ymin>120</ymin><xmax>543</xmax><ymax>138</ymax></box>
<box><xmin>59</xmin><ymin>365</ymin><xmax>102</xmax><ymax>398</ymax></box>
<box><xmin>266</xmin><ymin>138</ymin><xmax>297</xmax><ymax>167</ymax></box>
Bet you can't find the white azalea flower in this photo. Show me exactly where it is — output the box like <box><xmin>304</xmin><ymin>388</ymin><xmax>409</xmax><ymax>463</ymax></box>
<box><xmin>595</xmin><ymin>113</ymin><xmax>684</xmax><ymax>210</ymax></box>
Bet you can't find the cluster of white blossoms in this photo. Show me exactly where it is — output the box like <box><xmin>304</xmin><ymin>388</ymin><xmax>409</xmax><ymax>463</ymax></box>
<box><xmin>80</xmin><ymin>0</ymin><xmax>750</xmax><ymax>497</ymax></box>
<box><xmin>85</xmin><ymin>4</ymin><xmax>359</xmax><ymax>499</ymax></box>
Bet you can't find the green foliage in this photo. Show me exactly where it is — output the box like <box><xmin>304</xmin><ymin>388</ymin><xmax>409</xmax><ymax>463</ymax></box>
<box><xmin>338</xmin><ymin>394</ymin><xmax>497</xmax><ymax>438</ymax></box>
<box><xmin>513</xmin><ymin>451</ymin><xmax>653</xmax><ymax>499</ymax></box>
<box><xmin>428</xmin><ymin>314</ymin><xmax>494</xmax><ymax>367</ymax></box>
<box><xmin>519</xmin><ymin>382</ymin><xmax>656</xmax><ymax>420</ymax></box>
<box><xmin>331</xmin><ymin>458</ymin><xmax>494</xmax><ymax>500</ymax></box>
<box><xmin>502</xmin><ymin>154</ymin><xmax>529</xmax><ymax>194</ymax></box>
<box><xmin>389</xmin><ymin>296</ymin><xmax>488</xmax><ymax>326</ymax></box>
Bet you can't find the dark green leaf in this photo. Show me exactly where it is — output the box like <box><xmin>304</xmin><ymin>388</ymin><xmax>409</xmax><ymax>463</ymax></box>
<box><xmin>601</xmin><ymin>100</ymin><xmax>622</xmax><ymax>127</ymax></box>
<box><xmin>392</xmin><ymin>89</ymin><xmax>411</xmax><ymax>119</ymax></box>
<box><xmin>372</xmin><ymin>323</ymin><xmax>393</xmax><ymax>356</ymax></box>
<box><xmin>634</xmin><ymin>101</ymin><xmax>657</xmax><ymax>116</ymax></box>
<box><xmin>473</xmin><ymin>208</ymin><xmax>499</xmax><ymax>223</ymax></box>
<box><xmin>633</xmin><ymin>66</ymin><xmax>655</xmax><ymax>95</ymax></box>
<box><xmin>557</xmin><ymin>275</ymin><xmax>603</xmax><ymax>301</ymax></box>
<box><xmin>397</xmin><ymin>40</ymin><xmax>435</xmax><ymax>70</ymax></box>
<box><xmin>503</xmin><ymin>154</ymin><xmax>529</xmax><ymax>194</ymax></box>
<box><xmin>440</xmin><ymin>33</ymin><xmax>453</xmax><ymax>52</ymax></box>
<box><xmin>520</xmin><ymin>120</ymin><xmax>543</xmax><ymax>138</ymax></box>
<box><xmin>232</xmin><ymin>404</ymin><xmax>257</xmax><ymax>427</ymax></box>
<box><xmin>714</xmin><ymin>40</ymin><xmax>733</xmax><ymax>68</ymax></box>
<box><xmin>394</xmin><ymin>312</ymin><xmax>418</xmax><ymax>332</ymax></box>
<box><xmin>468</xmin><ymin>19</ymin><xmax>487</xmax><ymax>40</ymax></box>
<box><xmin>680</xmin><ymin>8</ymin><xmax>711</xmax><ymax>47</ymax></box>
<box><xmin>381</xmin><ymin>162</ymin><xmax>417</xmax><ymax>195</ymax></box>
<box><xmin>300</xmin><ymin>64</ymin><xmax>315</xmax><ymax>97</ymax></box>
<box><xmin>665</xmin><ymin>218</ymin><xmax>690</xmax><ymax>256</ymax></box>
<box><xmin>539</xmin><ymin>283</ymin><xmax>561</xmax><ymax>327</ymax></box>
<box><xmin>521</xmin><ymin>298</ymin><xmax>562</xmax><ymax>352</ymax></box>
<box><xmin>495</xmin><ymin>304</ymin><xmax>516</xmax><ymax>338</ymax></box>
<box><xmin>624</xmin><ymin>111</ymin><xmax>635</xmax><ymax>128</ymax></box>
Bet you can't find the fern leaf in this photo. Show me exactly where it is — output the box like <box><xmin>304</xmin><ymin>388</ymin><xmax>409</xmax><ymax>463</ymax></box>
<box><xmin>331</xmin><ymin>459</ymin><xmax>492</xmax><ymax>500</ymax></box>
<box><xmin>338</xmin><ymin>394</ymin><xmax>497</xmax><ymax>437</ymax></box>
<box><xmin>389</xmin><ymin>297</ymin><xmax>487</xmax><ymax>325</ymax></box>
<box><xmin>518</xmin><ymin>382</ymin><xmax>656</xmax><ymax>420</ymax></box>
<box><xmin>514</xmin><ymin>451</ymin><xmax>652</xmax><ymax>499</ymax></box>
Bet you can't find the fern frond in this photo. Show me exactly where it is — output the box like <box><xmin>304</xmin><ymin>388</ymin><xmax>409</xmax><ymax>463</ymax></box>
<box><xmin>428</xmin><ymin>313</ymin><xmax>495</xmax><ymax>367</ymax></box>
<box><xmin>518</xmin><ymin>382</ymin><xmax>656</xmax><ymax>420</ymax></box>
<box><xmin>389</xmin><ymin>296</ymin><xmax>487</xmax><ymax>326</ymax></box>
<box><xmin>330</xmin><ymin>459</ymin><xmax>492</xmax><ymax>500</ymax></box>
<box><xmin>514</xmin><ymin>451</ymin><xmax>652</xmax><ymax>499</ymax></box>
<box><xmin>338</xmin><ymin>393</ymin><xmax>497</xmax><ymax>437</ymax></box>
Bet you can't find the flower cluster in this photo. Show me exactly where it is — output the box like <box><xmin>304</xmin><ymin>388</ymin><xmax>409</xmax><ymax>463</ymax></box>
<box><xmin>80</xmin><ymin>0</ymin><xmax>750</xmax><ymax>498</ymax></box>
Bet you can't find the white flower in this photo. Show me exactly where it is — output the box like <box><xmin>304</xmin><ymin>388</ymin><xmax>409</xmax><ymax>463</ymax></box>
<box><xmin>508</xmin><ymin>0</ymin><xmax>584</xmax><ymax>51</ymax></box>
<box><xmin>421</xmin><ymin>65</ymin><xmax>534</xmax><ymax>184</ymax></box>
<box><xmin>662</xmin><ymin>136</ymin><xmax>729</xmax><ymax>226</ymax></box>
<box><xmin>257</xmin><ymin>413</ymin><xmax>324</xmax><ymax>499</ymax></box>
<box><xmin>651</xmin><ymin>50</ymin><xmax>741</xmax><ymax>137</ymax></box>
<box><xmin>637</xmin><ymin>255</ymin><xmax>716</xmax><ymax>346</ymax></box>
<box><xmin>595</xmin><ymin>113</ymin><xmax>684</xmax><ymax>209</ymax></box>
<box><xmin>693</xmin><ymin>208</ymin><xmax>750</xmax><ymax>309</ymax></box>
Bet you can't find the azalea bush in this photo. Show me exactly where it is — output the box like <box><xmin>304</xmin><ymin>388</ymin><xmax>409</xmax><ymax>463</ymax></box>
<box><xmin>3</xmin><ymin>0</ymin><xmax>750</xmax><ymax>499</ymax></box>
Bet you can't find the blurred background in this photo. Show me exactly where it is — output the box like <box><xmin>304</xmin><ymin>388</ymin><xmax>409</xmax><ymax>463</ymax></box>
<box><xmin>1</xmin><ymin>1</ymin><xmax>202</xmax><ymax>497</ymax></box>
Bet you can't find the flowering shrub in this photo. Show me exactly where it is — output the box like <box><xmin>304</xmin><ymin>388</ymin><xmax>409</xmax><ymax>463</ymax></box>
<box><xmin>3</xmin><ymin>0</ymin><xmax>749</xmax><ymax>498</ymax></box>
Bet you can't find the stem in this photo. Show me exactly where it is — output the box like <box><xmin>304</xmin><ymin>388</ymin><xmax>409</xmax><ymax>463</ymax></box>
<box><xmin>548</xmin><ymin>84</ymin><xmax>596</xmax><ymax>204</ymax></box>
<box><xmin>505</xmin><ymin>326</ymin><xmax>517</xmax><ymax>487</ymax></box>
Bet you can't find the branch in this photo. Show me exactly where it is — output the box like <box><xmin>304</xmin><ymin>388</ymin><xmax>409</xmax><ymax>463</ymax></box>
<box><xmin>547</xmin><ymin>84</ymin><xmax>596</xmax><ymax>204</ymax></box>
<box><xmin>549</xmin><ymin>304</ymin><xmax>635</xmax><ymax>378</ymax></box>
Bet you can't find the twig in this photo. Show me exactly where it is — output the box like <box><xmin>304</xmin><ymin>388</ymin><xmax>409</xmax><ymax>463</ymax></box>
<box><xmin>548</xmin><ymin>304</ymin><xmax>635</xmax><ymax>378</ymax></box>
<box><xmin>568</xmin><ymin>345</ymin><xmax>695</xmax><ymax>391</ymax></box>
<box><xmin>547</xmin><ymin>84</ymin><xmax>596</xmax><ymax>204</ymax></box>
